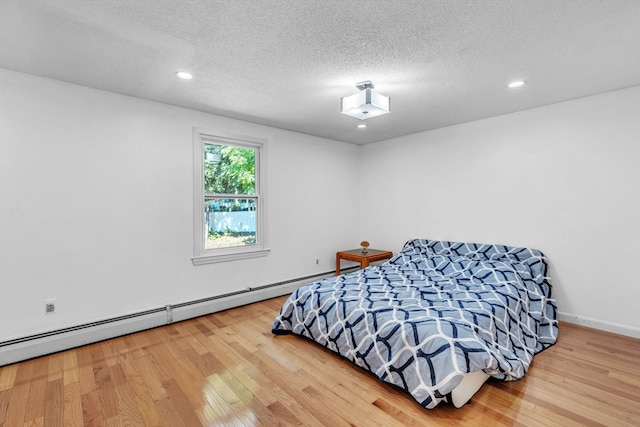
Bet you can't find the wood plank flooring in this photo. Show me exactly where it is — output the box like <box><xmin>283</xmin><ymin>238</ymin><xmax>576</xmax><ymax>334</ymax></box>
<box><xmin>0</xmin><ymin>295</ymin><xmax>638</xmax><ymax>426</ymax></box>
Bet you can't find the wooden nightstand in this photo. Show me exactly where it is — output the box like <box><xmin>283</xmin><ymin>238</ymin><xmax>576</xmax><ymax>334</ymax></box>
<box><xmin>335</xmin><ymin>249</ymin><xmax>394</xmax><ymax>275</ymax></box>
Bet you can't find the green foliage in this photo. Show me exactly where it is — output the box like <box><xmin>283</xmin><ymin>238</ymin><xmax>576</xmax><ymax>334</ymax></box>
<box><xmin>204</xmin><ymin>144</ymin><xmax>255</xmax><ymax>195</ymax></box>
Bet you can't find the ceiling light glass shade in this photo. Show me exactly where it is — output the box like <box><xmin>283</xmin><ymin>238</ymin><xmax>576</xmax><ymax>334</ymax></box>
<box><xmin>341</xmin><ymin>88</ymin><xmax>390</xmax><ymax>120</ymax></box>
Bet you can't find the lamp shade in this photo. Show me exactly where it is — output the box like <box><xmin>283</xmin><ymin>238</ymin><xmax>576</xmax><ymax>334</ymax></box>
<box><xmin>341</xmin><ymin>88</ymin><xmax>390</xmax><ymax>120</ymax></box>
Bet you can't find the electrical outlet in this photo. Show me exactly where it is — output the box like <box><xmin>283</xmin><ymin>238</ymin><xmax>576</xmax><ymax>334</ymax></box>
<box><xmin>315</xmin><ymin>258</ymin><xmax>319</xmax><ymax>265</ymax></box>
<box><xmin>45</xmin><ymin>298</ymin><xmax>56</xmax><ymax>315</ymax></box>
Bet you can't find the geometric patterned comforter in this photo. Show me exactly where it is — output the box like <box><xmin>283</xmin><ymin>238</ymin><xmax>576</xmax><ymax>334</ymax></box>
<box><xmin>272</xmin><ymin>239</ymin><xmax>558</xmax><ymax>409</ymax></box>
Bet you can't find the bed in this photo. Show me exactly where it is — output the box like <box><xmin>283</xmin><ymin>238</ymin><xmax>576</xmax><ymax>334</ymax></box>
<box><xmin>272</xmin><ymin>239</ymin><xmax>558</xmax><ymax>409</ymax></box>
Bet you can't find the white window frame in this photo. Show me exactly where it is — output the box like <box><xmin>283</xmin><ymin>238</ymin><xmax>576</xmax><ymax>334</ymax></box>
<box><xmin>192</xmin><ymin>128</ymin><xmax>269</xmax><ymax>265</ymax></box>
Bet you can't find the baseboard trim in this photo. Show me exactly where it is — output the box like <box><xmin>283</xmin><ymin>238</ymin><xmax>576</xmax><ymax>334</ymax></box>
<box><xmin>558</xmin><ymin>311</ymin><xmax>640</xmax><ymax>339</ymax></box>
<box><xmin>13</xmin><ymin>268</ymin><xmax>621</xmax><ymax>366</ymax></box>
<box><xmin>0</xmin><ymin>269</ymin><xmax>347</xmax><ymax>366</ymax></box>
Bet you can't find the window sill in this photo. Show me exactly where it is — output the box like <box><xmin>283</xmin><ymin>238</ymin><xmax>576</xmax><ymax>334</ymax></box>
<box><xmin>192</xmin><ymin>248</ymin><xmax>271</xmax><ymax>265</ymax></box>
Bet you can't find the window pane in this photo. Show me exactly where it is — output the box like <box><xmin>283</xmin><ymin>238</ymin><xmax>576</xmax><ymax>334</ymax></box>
<box><xmin>204</xmin><ymin>197</ymin><xmax>257</xmax><ymax>249</ymax></box>
<box><xmin>204</xmin><ymin>143</ymin><xmax>256</xmax><ymax>195</ymax></box>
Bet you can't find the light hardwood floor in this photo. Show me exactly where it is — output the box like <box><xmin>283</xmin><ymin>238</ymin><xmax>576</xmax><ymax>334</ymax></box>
<box><xmin>0</xmin><ymin>295</ymin><xmax>638</xmax><ymax>426</ymax></box>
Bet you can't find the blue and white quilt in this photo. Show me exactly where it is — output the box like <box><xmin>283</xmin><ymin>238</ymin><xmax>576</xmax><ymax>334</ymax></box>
<box><xmin>272</xmin><ymin>239</ymin><xmax>558</xmax><ymax>409</ymax></box>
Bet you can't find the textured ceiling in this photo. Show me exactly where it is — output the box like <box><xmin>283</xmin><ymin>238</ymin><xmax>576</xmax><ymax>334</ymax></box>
<box><xmin>1</xmin><ymin>0</ymin><xmax>639</xmax><ymax>144</ymax></box>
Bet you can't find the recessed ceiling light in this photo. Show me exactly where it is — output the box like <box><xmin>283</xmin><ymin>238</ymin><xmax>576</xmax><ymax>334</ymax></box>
<box><xmin>176</xmin><ymin>71</ymin><xmax>193</xmax><ymax>80</ymax></box>
<box><xmin>357</xmin><ymin>124</ymin><xmax>367</xmax><ymax>129</ymax></box>
<box><xmin>508</xmin><ymin>81</ymin><xmax>525</xmax><ymax>88</ymax></box>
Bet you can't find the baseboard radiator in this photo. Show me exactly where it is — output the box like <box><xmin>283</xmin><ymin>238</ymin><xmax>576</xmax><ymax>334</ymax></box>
<box><xmin>0</xmin><ymin>268</ymin><xmax>352</xmax><ymax>366</ymax></box>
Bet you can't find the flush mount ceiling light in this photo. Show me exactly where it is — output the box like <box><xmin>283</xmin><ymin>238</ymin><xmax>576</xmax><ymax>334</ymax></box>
<box><xmin>341</xmin><ymin>81</ymin><xmax>390</xmax><ymax>120</ymax></box>
<box><xmin>508</xmin><ymin>81</ymin><xmax>525</xmax><ymax>88</ymax></box>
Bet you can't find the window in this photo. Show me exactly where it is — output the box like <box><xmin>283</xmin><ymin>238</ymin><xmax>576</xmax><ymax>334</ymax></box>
<box><xmin>193</xmin><ymin>129</ymin><xmax>268</xmax><ymax>264</ymax></box>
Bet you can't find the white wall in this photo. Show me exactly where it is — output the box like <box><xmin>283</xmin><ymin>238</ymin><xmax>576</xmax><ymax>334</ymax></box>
<box><xmin>2</xmin><ymin>68</ymin><xmax>638</xmax><ymax>350</ymax></box>
<box><xmin>359</xmin><ymin>86</ymin><xmax>640</xmax><ymax>336</ymax></box>
<box><xmin>0</xmin><ymin>69</ymin><xmax>361</xmax><ymax>341</ymax></box>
